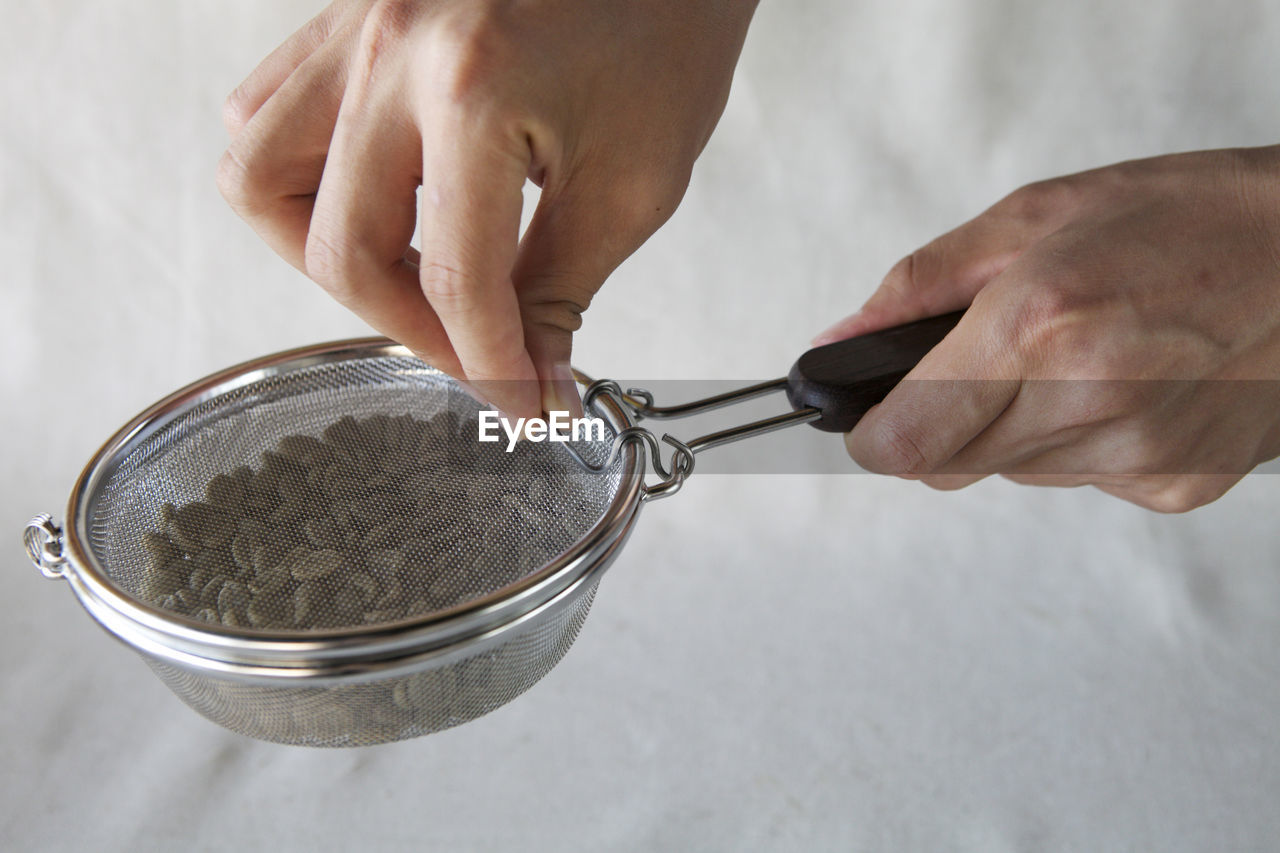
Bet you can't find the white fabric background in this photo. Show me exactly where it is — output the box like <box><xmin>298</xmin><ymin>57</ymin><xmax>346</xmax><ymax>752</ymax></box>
<box><xmin>3</xmin><ymin>1</ymin><xmax>1279</xmax><ymax>850</ymax></box>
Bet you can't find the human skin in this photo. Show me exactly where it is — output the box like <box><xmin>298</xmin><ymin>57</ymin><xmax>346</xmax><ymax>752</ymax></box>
<box><xmin>217</xmin><ymin>0</ymin><xmax>759</xmax><ymax>420</ymax></box>
<box><xmin>815</xmin><ymin>147</ymin><xmax>1280</xmax><ymax>512</ymax></box>
<box><xmin>221</xmin><ymin>4</ymin><xmax>1280</xmax><ymax>513</ymax></box>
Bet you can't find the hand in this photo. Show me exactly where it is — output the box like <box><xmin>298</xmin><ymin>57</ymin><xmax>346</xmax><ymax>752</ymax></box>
<box><xmin>218</xmin><ymin>0</ymin><xmax>757</xmax><ymax>418</ymax></box>
<box><xmin>814</xmin><ymin>147</ymin><xmax>1280</xmax><ymax>512</ymax></box>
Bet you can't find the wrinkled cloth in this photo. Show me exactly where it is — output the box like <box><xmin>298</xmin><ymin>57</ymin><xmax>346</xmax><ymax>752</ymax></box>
<box><xmin>2</xmin><ymin>1</ymin><xmax>1278</xmax><ymax>850</ymax></box>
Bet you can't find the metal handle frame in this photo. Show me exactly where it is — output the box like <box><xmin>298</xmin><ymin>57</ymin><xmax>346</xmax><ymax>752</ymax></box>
<box><xmin>568</xmin><ymin>378</ymin><xmax>822</xmax><ymax>501</ymax></box>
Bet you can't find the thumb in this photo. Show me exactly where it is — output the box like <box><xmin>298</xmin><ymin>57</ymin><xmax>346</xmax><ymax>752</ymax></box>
<box><xmin>514</xmin><ymin>181</ymin><xmax>681</xmax><ymax>418</ymax></box>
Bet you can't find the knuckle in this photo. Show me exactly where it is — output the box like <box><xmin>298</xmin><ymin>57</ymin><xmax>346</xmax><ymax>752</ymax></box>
<box><xmin>877</xmin><ymin>250</ymin><xmax>936</xmax><ymax>314</ymax></box>
<box><xmin>1003</xmin><ymin>472</ymin><xmax>1065</xmax><ymax>488</ymax></box>
<box><xmin>303</xmin><ymin>227</ymin><xmax>360</xmax><ymax>295</ymax></box>
<box><xmin>352</xmin><ymin>0</ymin><xmax>422</xmax><ymax>83</ymax></box>
<box><xmin>215</xmin><ymin>147</ymin><xmax>262</xmax><ymax>213</ymax></box>
<box><xmin>1047</xmin><ymin>376</ymin><xmax>1161</xmax><ymax>434</ymax></box>
<box><xmin>1079</xmin><ymin>384</ymin><xmax>1147</xmax><ymax>425</ymax></box>
<box><xmin>222</xmin><ymin>87</ymin><xmax>254</xmax><ymax>137</ymax></box>
<box><xmin>1112</xmin><ymin>418</ymin><xmax>1223</xmax><ymax>488</ymax></box>
<box><xmin>418</xmin><ymin>260</ymin><xmax>474</xmax><ymax>303</ymax></box>
<box><xmin>999</xmin><ymin>177</ymin><xmax>1085</xmax><ymax>225</ymax></box>
<box><xmin>1141</xmin><ymin>478</ymin><xmax>1224</xmax><ymax>514</ymax></box>
<box><xmin>423</xmin><ymin>7</ymin><xmax>518</xmax><ymax>105</ymax></box>
<box><xmin>920</xmin><ymin>474</ymin><xmax>978</xmax><ymax>492</ymax></box>
<box><xmin>522</xmin><ymin>297</ymin><xmax>588</xmax><ymax>335</ymax></box>
<box><xmin>591</xmin><ymin>168</ymin><xmax>692</xmax><ymax>240</ymax></box>
<box><xmin>1225</xmin><ymin>150</ymin><xmax>1280</xmax><ymax>276</ymax></box>
<box><xmin>516</xmin><ymin>270</ymin><xmax>596</xmax><ymax>334</ymax></box>
<box><xmin>360</xmin><ymin>0</ymin><xmax>420</xmax><ymax>55</ymax></box>
<box><xmin>855</xmin><ymin>413</ymin><xmax>934</xmax><ymax>477</ymax></box>
<box><xmin>1000</xmin><ymin>273</ymin><xmax>1089</xmax><ymax>369</ymax></box>
<box><xmin>518</xmin><ymin>272</ymin><xmax>594</xmax><ymax>311</ymax></box>
<box><xmin>1106</xmin><ymin>419</ymin><xmax>1173</xmax><ymax>478</ymax></box>
<box><xmin>469</xmin><ymin>352</ymin><xmax>531</xmax><ymax>384</ymax></box>
<box><xmin>880</xmin><ymin>254</ymin><xmax>913</xmax><ymax>292</ymax></box>
<box><xmin>301</xmin><ymin>5</ymin><xmax>342</xmax><ymax>47</ymax></box>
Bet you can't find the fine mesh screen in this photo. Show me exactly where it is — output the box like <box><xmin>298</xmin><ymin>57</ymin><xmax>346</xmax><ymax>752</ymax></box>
<box><xmin>85</xmin><ymin>356</ymin><xmax>621</xmax><ymax>632</ymax></box>
<box><xmin>75</xmin><ymin>353</ymin><xmax>626</xmax><ymax>745</ymax></box>
<box><xmin>145</xmin><ymin>581</ymin><xmax>598</xmax><ymax>746</ymax></box>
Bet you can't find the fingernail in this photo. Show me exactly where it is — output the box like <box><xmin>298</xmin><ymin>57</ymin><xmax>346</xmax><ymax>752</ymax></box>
<box><xmin>811</xmin><ymin>310</ymin><xmax>862</xmax><ymax>347</ymax></box>
<box><xmin>542</xmin><ymin>362</ymin><xmax>583</xmax><ymax>420</ymax></box>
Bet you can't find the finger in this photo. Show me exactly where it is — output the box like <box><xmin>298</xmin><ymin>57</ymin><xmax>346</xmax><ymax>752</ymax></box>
<box><xmin>418</xmin><ymin>115</ymin><xmax>540</xmax><ymax>418</ymax></box>
<box><xmin>1095</xmin><ymin>482</ymin><xmax>1166</xmax><ymax>510</ymax></box>
<box><xmin>845</xmin><ymin>303</ymin><xmax>1022</xmax><ymax>477</ymax></box>
<box><xmin>217</xmin><ymin>34</ymin><xmax>351</xmax><ymax>273</ymax></box>
<box><xmin>513</xmin><ymin>177</ymin><xmax>680</xmax><ymax>418</ymax></box>
<box><xmin>879</xmin><ymin>356</ymin><xmax>1159</xmax><ymax>484</ymax></box>
<box><xmin>1003</xmin><ymin>473</ymin><xmax>1101</xmax><ymax>489</ymax></box>
<box><xmin>916</xmin><ymin>473</ymin><xmax>989</xmax><ymax>491</ymax></box>
<box><xmin>999</xmin><ymin>422</ymin><xmax>1248</xmax><ymax>509</ymax></box>
<box><xmin>812</xmin><ymin>219</ymin><xmax>1022</xmax><ymax>347</ymax></box>
<box><xmin>813</xmin><ymin>182</ymin><xmax>1089</xmax><ymax>346</ymax></box>
<box><xmin>512</xmin><ymin>205</ymin><xmax>586</xmax><ymax>419</ymax></box>
<box><xmin>922</xmin><ymin>381</ymin><xmax>1094</xmax><ymax>478</ymax></box>
<box><xmin>1094</xmin><ymin>475</ymin><xmax>1241</xmax><ymax>513</ymax></box>
<box><xmin>304</xmin><ymin>60</ymin><xmax>465</xmax><ymax>377</ymax></box>
<box><xmin>223</xmin><ymin>4</ymin><xmax>347</xmax><ymax>137</ymax></box>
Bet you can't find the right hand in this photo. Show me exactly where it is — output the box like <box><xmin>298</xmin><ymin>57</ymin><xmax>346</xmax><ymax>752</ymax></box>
<box><xmin>815</xmin><ymin>147</ymin><xmax>1280</xmax><ymax>512</ymax></box>
<box><xmin>218</xmin><ymin>0</ymin><xmax>758</xmax><ymax>418</ymax></box>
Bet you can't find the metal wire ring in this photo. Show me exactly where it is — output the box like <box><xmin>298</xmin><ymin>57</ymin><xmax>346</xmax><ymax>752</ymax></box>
<box><xmin>24</xmin><ymin>514</ymin><xmax>66</xmax><ymax>579</ymax></box>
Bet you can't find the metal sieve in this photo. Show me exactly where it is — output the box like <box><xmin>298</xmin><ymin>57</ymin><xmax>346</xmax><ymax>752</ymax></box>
<box><xmin>23</xmin><ymin>313</ymin><xmax>959</xmax><ymax>747</ymax></box>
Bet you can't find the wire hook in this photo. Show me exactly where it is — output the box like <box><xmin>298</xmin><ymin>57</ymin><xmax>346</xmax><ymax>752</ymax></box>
<box><xmin>567</xmin><ymin>376</ymin><xmax>820</xmax><ymax>500</ymax></box>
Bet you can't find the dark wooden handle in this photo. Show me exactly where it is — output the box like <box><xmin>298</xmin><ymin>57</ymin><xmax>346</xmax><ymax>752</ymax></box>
<box><xmin>785</xmin><ymin>311</ymin><xmax>964</xmax><ymax>433</ymax></box>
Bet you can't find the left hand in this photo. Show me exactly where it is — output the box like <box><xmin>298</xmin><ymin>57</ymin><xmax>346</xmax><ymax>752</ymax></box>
<box><xmin>814</xmin><ymin>146</ymin><xmax>1280</xmax><ymax>512</ymax></box>
<box><xmin>217</xmin><ymin>0</ymin><xmax>758</xmax><ymax>420</ymax></box>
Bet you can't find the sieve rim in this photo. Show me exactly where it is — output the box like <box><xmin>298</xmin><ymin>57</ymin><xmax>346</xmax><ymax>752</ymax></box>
<box><xmin>57</xmin><ymin>338</ymin><xmax>644</xmax><ymax>676</ymax></box>
<box><xmin>67</xmin><ymin>532</ymin><xmax>616</xmax><ymax>686</ymax></box>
